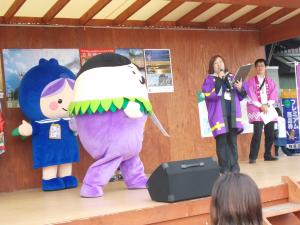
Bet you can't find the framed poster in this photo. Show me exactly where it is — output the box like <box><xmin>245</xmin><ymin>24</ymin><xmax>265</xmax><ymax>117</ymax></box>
<box><xmin>2</xmin><ymin>49</ymin><xmax>80</xmax><ymax>108</ymax></box>
<box><xmin>144</xmin><ymin>49</ymin><xmax>174</xmax><ymax>93</ymax></box>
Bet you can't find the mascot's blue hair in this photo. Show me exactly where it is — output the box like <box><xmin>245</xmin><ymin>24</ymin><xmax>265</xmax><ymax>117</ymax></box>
<box><xmin>19</xmin><ymin>58</ymin><xmax>76</xmax><ymax>121</ymax></box>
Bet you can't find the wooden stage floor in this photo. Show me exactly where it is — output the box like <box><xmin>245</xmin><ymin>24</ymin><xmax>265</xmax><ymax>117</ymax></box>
<box><xmin>1</xmin><ymin>156</ymin><xmax>300</xmax><ymax>225</ymax></box>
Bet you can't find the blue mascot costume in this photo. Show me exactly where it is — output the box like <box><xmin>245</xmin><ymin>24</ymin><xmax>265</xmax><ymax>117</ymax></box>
<box><xmin>12</xmin><ymin>58</ymin><xmax>80</xmax><ymax>191</ymax></box>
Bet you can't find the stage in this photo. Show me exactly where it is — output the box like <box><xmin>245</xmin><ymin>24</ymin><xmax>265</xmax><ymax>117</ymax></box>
<box><xmin>1</xmin><ymin>156</ymin><xmax>300</xmax><ymax>225</ymax></box>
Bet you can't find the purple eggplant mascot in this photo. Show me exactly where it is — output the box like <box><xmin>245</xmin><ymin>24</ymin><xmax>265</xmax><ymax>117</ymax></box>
<box><xmin>69</xmin><ymin>53</ymin><xmax>153</xmax><ymax>197</ymax></box>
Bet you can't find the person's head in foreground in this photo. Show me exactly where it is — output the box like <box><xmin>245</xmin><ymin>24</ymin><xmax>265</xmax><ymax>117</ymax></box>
<box><xmin>210</xmin><ymin>172</ymin><xmax>262</xmax><ymax>225</ymax></box>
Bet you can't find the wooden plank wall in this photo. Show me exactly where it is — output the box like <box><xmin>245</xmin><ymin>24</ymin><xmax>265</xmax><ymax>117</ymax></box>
<box><xmin>0</xmin><ymin>26</ymin><xmax>264</xmax><ymax>192</ymax></box>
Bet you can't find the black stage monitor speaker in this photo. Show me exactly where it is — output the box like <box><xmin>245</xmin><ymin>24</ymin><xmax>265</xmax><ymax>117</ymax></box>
<box><xmin>147</xmin><ymin>157</ymin><xmax>219</xmax><ymax>203</ymax></box>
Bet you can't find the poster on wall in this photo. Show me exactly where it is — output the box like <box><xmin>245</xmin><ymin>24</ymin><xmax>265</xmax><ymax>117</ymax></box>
<box><xmin>79</xmin><ymin>49</ymin><xmax>114</xmax><ymax>66</ymax></box>
<box><xmin>197</xmin><ymin>92</ymin><xmax>253</xmax><ymax>138</ymax></box>
<box><xmin>144</xmin><ymin>49</ymin><xmax>174</xmax><ymax>93</ymax></box>
<box><xmin>2</xmin><ymin>49</ymin><xmax>80</xmax><ymax>108</ymax></box>
<box><xmin>115</xmin><ymin>48</ymin><xmax>146</xmax><ymax>77</ymax></box>
<box><xmin>281</xmin><ymin>90</ymin><xmax>300</xmax><ymax>154</ymax></box>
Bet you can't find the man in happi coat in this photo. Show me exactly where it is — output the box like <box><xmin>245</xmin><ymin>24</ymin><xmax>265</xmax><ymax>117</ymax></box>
<box><xmin>247</xmin><ymin>58</ymin><xmax>278</xmax><ymax>164</ymax></box>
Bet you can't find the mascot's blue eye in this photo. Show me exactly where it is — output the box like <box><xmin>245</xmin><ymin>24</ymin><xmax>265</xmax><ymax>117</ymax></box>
<box><xmin>58</xmin><ymin>99</ymin><xmax>63</xmax><ymax>104</ymax></box>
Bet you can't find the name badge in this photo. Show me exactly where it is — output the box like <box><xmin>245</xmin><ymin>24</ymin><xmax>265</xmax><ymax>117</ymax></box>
<box><xmin>224</xmin><ymin>91</ymin><xmax>231</xmax><ymax>100</ymax></box>
<box><xmin>49</xmin><ymin>124</ymin><xmax>61</xmax><ymax>139</ymax></box>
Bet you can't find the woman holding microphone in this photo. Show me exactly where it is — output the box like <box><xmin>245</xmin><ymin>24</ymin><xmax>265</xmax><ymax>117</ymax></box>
<box><xmin>202</xmin><ymin>55</ymin><xmax>247</xmax><ymax>173</ymax></box>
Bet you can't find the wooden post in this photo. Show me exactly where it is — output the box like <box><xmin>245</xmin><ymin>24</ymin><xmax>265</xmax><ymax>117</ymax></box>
<box><xmin>282</xmin><ymin>176</ymin><xmax>300</xmax><ymax>203</ymax></box>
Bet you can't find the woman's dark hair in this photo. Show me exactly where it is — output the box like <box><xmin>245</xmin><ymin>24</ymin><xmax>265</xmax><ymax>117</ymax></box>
<box><xmin>275</xmin><ymin>107</ymin><xmax>283</xmax><ymax>117</ymax></box>
<box><xmin>210</xmin><ymin>173</ymin><xmax>263</xmax><ymax>225</ymax></box>
<box><xmin>254</xmin><ymin>58</ymin><xmax>267</xmax><ymax>67</ymax></box>
<box><xmin>208</xmin><ymin>55</ymin><xmax>228</xmax><ymax>74</ymax></box>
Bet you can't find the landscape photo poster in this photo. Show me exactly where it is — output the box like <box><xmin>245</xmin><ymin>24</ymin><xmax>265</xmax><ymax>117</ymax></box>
<box><xmin>144</xmin><ymin>49</ymin><xmax>174</xmax><ymax>93</ymax></box>
<box><xmin>2</xmin><ymin>49</ymin><xmax>80</xmax><ymax>108</ymax></box>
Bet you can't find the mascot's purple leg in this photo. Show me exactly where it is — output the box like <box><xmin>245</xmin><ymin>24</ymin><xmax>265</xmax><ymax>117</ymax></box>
<box><xmin>76</xmin><ymin>111</ymin><xmax>148</xmax><ymax>198</ymax></box>
<box><xmin>120</xmin><ymin>155</ymin><xmax>148</xmax><ymax>189</ymax></box>
<box><xmin>80</xmin><ymin>155</ymin><xmax>123</xmax><ymax>198</ymax></box>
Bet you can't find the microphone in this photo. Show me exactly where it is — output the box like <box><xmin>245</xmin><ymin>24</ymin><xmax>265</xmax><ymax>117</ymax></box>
<box><xmin>220</xmin><ymin>69</ymin><xmax>233</xmax><ymax>91</ymax></box>
<box><xmin>220</xmin><ymin>69</ymin><xmax>229</xmax><ymax>78</ymax></box>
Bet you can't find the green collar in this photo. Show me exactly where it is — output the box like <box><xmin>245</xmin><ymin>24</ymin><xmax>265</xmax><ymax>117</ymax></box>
<box><xmin>68</xmin><ymin>97</ymin><xmax>152</xmax><ymax>116</ymax></box>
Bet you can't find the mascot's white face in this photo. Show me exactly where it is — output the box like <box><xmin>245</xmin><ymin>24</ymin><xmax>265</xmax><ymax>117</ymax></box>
<box><xmin>40</xmin><ymin>81</ymin><xmax>74</xmax><ymax>119</ymax></box>
<box><xmin>73</xmin><ymin>63</ymin><xmax>148</xmax><ymax>102</ymax></box>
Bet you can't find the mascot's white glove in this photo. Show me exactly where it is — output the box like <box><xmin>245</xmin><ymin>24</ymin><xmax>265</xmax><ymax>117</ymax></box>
<box><xmin>69</xmin><ymin>117</ymin><xmax>77</xmax><ymax>132</ymax></box>
<box><xmin>18</xmin><ymin>120</ymin><xmax>33</xmax><ymax>136</ymax></box>
<box><xmin>124</xmin><ymin>102</ymin><xmax>143</xmax><ymax>119</ymax></box>
<box><xmin>68</xmin><ymin>117</ymin><xmax>78</xmax><ymax>136</ymax></box>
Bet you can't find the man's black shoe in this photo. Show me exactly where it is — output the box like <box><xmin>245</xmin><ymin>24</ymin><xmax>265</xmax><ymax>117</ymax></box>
<box><xmin>282</xmin><ymin>148</ymin><xmax>293</xmax><ymax>156</ymax></box>
<box><xmin>264</xmin><ymin>156</ymin><xmax>278</xmax><ymax>161</ymax></box>
<box><xmin>249</xmin><ymin>159</ymin><xmax>256</xmax><ymax>164</ymax></box>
